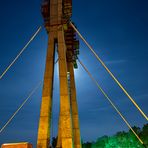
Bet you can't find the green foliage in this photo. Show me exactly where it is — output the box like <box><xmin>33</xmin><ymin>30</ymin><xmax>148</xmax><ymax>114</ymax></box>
<box><xmin>82</xmin><ymin>142</ymin><xmax>92</xmax><ymax>148</ymax></box>
<box><xmin>140</xmin><ymin>124</ymin><xmax>148</xmax><ymax>146</ymax></box>
<box><xmin>82</xmin><ymin>124</ymin><xmax>148</xmax><ymax>148</ymax></box>
<box><xmin>52</xmin><ymin>137</ymin><xmax>57</xmax><ymax>148</ymax></box>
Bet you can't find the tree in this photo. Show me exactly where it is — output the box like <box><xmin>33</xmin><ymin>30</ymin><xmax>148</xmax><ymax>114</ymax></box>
<box><xmin>82</xmin><ymin>142</ymin><xmax>92</xmax><ymax>148</ymax></box>
<box><xmin>52</xmin><ymin>137</ymin><xmax>57</xmax><ymax>148</ymax></box>
<box><xmin>140</xmin><ymin>124</ymin><xmax>148</xmax><ymax>147</ymax></box>
<box><xmin>82</xmin><ymin>124</ymin><xmax>148</xmax><ymax>148</ymax></box>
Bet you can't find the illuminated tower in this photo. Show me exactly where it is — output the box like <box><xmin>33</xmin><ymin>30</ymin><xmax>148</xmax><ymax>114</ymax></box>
<box><xmin>37</xmin><ymin>0</ymin><xmax>81</xmax><ymax>148</ymax></box>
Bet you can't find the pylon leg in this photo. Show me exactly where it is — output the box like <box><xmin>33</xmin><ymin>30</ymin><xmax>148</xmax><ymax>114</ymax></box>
<box><xmin>67</xmin><ymin>61</ymin><xmax>81</xmax><ymax>148</ymax></box>
<box><xmin>58</xmin><ymin>26</ymin><xmax>73</xmax><ymax>148</ymax></box>
<box><xmin>37</xmin><ymin>32</ymin><xmax>55</xmax><ymax>148</ymax></box>
<box><xmin>56</xmin><ymin>111</ymin><xmax>62</xmax><ymax>148</ymax></box>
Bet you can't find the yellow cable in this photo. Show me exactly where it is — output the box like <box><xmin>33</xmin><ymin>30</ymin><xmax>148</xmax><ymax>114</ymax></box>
<box><xmin>0</xmin><ymin>26</ymin><xmax>42</xmax><ymax>80</ymax></box>
<box><xmin>0</xmin><ymin>81</ymin><xmax>42</xmax><ymax>134</ymax></box>
<box><xmin>78</xmin><ymin>58</ymin><xmax>144</xmax><ymax>145</ymax></box>
<box><xmin>70</xmin><ymin>22</ymin><xmax>148</xmax><ymax>121</ymax></box>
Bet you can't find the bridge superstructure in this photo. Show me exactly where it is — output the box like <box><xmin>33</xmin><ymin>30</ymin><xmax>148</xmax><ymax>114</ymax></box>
<box><xmin>37</xmin><ymin>0</ymin><xmax>81</xmax><ymax>148</ymax></box>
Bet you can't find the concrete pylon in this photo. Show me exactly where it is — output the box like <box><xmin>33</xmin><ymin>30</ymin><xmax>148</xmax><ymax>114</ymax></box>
<box><xmin>67</xmin><ymin>61</ymin><xmax>81</xmax><ymax>148</ymax></box>
<box><xmin>37</xmin><ymin>32</ymin><xmax>55</xmax><ymax>147</ymax></box>
<box><xmin>56</xmin><ymin>116</ymin><xmax>62</xmax><ymax>148</ymax></box>
<box><xmin>37</xmin><ymin>0</ymin><xmax>81</xmax><ymax>147</ymax></box>
<box><xmin>37</xmin><ymin>26</ymin><xmax>74</xmax><ymax>148</ymax></box>
<box><xmin>56</xmin><ymin>52</ymin><xmax>81</xmax><ymax>148</ymax></box>
<box><xmin>57</xmin><ymin>26</ymin><xmax>73</xmax><ymax>148</ymax></box>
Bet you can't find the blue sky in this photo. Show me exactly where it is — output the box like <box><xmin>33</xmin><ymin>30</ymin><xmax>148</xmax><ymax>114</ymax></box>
<box><xmin>0</xmin><ymin>0</ymin><xmax>148</xmax><ymax>146</ymax></box>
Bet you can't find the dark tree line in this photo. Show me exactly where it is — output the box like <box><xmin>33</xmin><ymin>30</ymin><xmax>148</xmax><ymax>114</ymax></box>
<box><xmin>82</xmin><ymin>124</ymin><xmax>148</xmax><ymax>148</ymax></box>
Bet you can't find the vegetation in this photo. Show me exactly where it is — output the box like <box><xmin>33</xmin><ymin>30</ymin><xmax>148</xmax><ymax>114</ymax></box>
<box><xmin>82</xmin><ymin>124</ymin><xmax>148</xmax><ymax>148</ymax></box>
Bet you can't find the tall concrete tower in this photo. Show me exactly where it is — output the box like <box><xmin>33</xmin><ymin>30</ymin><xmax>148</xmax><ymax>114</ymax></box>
<box><xmin>37</xmin><ymin>0</ymin><xmax>81</xmax><ymax>148</ymax></box>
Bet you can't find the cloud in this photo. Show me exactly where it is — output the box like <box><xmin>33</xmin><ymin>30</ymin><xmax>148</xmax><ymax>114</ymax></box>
<box><xmin>105</xmin><ymin>59</ymin><xmax>128</xmax><ymax>65</ymax></box>
<box><xmin>116</xmin><ymin>92</ymin><xmax>148</xmax><ymax>105</ymax></box>
<box><xmin>86</xmin><ymin>105</ymin><xmax>112</xmax><ymax>112</ymax></box>
<box><xmin>136</xmin><ymin>93</ymin><xmax>148</xmax><ymax>99</ymax></box>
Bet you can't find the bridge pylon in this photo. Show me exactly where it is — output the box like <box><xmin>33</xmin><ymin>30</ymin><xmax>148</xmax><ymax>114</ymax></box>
<box><xmin>37</xmin><ymin>0</ymin><xmax>81</xmax><ymax>148</ymax></box>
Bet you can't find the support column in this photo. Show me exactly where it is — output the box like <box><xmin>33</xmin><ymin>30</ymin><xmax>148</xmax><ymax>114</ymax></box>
<box><xmin>37</xmin><ymin>32</ymin><xmax>55</xmax><ymax>148</ymax></box>
<box><xmin>67</xmin><ymin>61</ymin><xmax>81</xmax><ymax>148</ymax></box>
<box><xmin>56</xmin><ymin>115</ymin><xmax>62</xmax><ymax>148</ymax></box>
<box><xmin>58</xmin><ymin>26</ymin><xmax>73</xmax><ymax>148</ymax></box>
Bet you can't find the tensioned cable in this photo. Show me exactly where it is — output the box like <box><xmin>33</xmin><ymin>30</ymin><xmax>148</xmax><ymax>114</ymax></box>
<box><xmin>0</xmin><ymin>57</ymin><xmax>58</xmax><ymax>135</ymax></box>
<box><xmin>0</xmin><ymin>81</ymin><xmax>42</xmax><ymax>134</ymax></box>
<box><xmin>78</xmin><ymin>58</ymin><xmax>144</xmax><ymax>145</ymax></box>
<box><xmin>0</xmin><ymin>26</ymin><xmax>42</xmax><ymax>80</ymax></box>
<box><xmin>70</xmin><ymin>22</ymin><xmax>148</xmax><ymax>121</ymax></box>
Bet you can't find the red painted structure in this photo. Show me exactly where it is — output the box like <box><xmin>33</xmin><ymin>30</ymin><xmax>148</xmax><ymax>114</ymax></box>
<box><xmin>1</xmin><ymin>143</ymin><xmax>32</xmax><ymax>148</ymax></box>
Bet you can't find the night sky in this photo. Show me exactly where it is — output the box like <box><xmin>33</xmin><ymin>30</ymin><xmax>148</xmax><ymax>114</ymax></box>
<box><xmin>0</xmin><ymin>0</ymin><xmax>148</xmax><ymax>147</ymax></box>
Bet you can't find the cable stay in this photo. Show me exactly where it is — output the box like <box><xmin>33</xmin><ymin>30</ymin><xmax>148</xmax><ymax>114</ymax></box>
<box><xmin>0</xmin><ymin>26</ymin><xmax>42</xmax><ymax>80</ymax></box>
<box><xmin>70</xmin><ymin>22</ymin><xmax>148</xmax><ymax>121</ymax></box>
<box><xmin>0</xmin><ymin>81</ymin><xmax>42</xmax><ymax>134</ymax></box>
<box><xmin>78</xmin><ymin>58</ymin><xmax>144</xmax><ymax>145</ymax></box>
<box><xmin>0</xmin><ymin>55</ymin><xmax>59</xmax><ymax>134</ymax></box>
<box><xmin>0</xmin><ymin>56</ymin><xmax>58</xmax><ymax>135</ymax></box>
